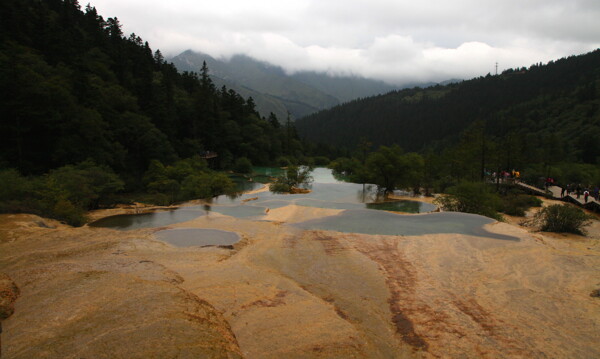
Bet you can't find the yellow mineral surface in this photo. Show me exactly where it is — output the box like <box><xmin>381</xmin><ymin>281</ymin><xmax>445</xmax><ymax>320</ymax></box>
<box><xmin>1</xmin><ymin>200</ymin><xmax>599</xmax><ymax>358</ymax></box>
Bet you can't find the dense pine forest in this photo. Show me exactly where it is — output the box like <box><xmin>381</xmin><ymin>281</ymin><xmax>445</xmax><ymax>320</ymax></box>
<box><xmin>0</xmin><ymin>0</ymin><xmax>303</xmax><ymax>176</ymax></box>
<box><xmin>0</xmin><ymin>0</ymin><xmax>303</xmax><ymax>224</ymax></box>
<box><xmin>297</xmin><ymin>50</ymin><xmax>600</xmax><ymax>166</ymax></box>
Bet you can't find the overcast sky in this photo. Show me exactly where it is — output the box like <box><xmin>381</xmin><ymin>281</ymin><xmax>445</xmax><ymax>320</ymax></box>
<box><xmin>90</xmin><ymin>0</ymin><xmax>600</xmax><ymax>85</ymax></box>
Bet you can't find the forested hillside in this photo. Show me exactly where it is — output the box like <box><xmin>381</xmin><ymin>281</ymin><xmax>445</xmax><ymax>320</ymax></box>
<box><xmin>297</xmin><ymin>50</ymin><xmax>600</xmax><ymax>165</ymax></box>
<box><xmin>0</xmin><ymin>0</ymin><xmax>306</xmax><ymax>224</ymax></box>
<box><xmin>0</xmin><ymin>0</ymin><xmax>298</xmax><ymax>177</ymax></box>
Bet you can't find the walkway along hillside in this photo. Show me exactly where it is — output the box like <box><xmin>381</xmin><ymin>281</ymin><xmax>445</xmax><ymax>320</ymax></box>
<box><xmin>514</xmin><ymin>181</ymin><xmax>600</xmax><ymax>212</ymax></box>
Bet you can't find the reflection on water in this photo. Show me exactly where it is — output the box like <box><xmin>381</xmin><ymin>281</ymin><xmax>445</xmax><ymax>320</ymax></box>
<box><xmin>294</xmin><ymin>210</ymin><xmax>517</xmax><ymax>240</ymax></box>
<box><xmin>366</xmin><ymin>200</ymin><xmax>437</xmax><ymax>213</ymax></box>
<box><xmin>210</xmin><ymin>205</ymin><xmax>268</xmax><ymax>218</ymax></box>
<box><xmin>229</xmin><ymin>175</ymin><xmax>264</xmax><ymax>193</ymax></box>
<box><xmin>252</xmin><ymin>175</ymin><xmax>272</xmax><ymax>183</ymax></box>
<box><xmin>155</xmin><ymin>228</ymin><xmax>240</xmax><ymax>247</ymax></box>
<box><xmin>295</xmin><ymin>198</ymin><xmax>364</xmax><ymax>210</ymax></box>
<box><xmin>87</xmin><ymin>167</ymin><xmax>518</xmax><ymax>241</ymax></box>
<box><xmin>88</xmin><ymin>208</ymin><xmax>205</xmax><ymax>230</ymax></box>
<box><xmin>90</xmin><ymin>168</ymin><xmax>437</xmax><ymax>230</ymax></box>
<box><xmin>251</xmin><ymin>166</ymin><xmax>285</xmax><ymax>178</ymax></box>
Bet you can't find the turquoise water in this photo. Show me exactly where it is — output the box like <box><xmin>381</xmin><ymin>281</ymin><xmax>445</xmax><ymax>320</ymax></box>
<box><xmin>293</xmin><ymin>210</ymin><xmax>517</xmax><ymax>240</ymax></box>
<box><xmin>229</xmin><ymin>175</ymin><xmax>264</xmax><ymax>192</ymax></box>
<box><xmin>251</xmin><ymin>166</ymin><xmax>285</xmax><ymax>177</ymax></box>
<box><xmin>88</xmin><ymin>167</ymin><xmax>517</xmax><ymax>241</ymax></box>
<box><xmin>155</xmin><ymin>228</ymin><xmax>240</xmax><ymax>247</ymax></box>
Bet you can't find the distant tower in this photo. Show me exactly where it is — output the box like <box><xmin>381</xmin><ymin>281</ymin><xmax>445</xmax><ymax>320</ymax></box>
<box><xmin>495</xmin><ymin>62</ymin><xmax>498</xmax><ymax>75</ymax></box>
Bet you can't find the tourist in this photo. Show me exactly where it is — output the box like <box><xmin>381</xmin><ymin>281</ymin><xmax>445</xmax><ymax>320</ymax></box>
<box><xmin>584</xmin><ymin>189</ymin><xmax>590</xmax><ymax>203</ymax></box>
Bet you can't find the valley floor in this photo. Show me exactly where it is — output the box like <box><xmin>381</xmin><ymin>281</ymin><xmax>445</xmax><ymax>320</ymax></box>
<box><xmin>1</xmin><ymin>199</ymin><xmax>599</xmax><ymax>358</ymax></box>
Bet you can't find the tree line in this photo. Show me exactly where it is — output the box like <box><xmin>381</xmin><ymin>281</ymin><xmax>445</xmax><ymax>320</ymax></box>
<box><xmin>327</xmin><ymin>126</ymin><xmax>600</xmax><ymax>223</ymax></box>
<box><xmin>297</xmin><ymin>49</ymin><xmax>600</xmax><ymax>166</ymax></box>
<box><xmin>0</xmin><ymin>0</ymin><xmax>306</xmax><ymax>177</ymax></box>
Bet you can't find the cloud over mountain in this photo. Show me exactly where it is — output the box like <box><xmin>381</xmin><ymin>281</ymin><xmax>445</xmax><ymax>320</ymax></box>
<box><xmin>91</xmin><ymin>0</ymin><xmax>600</xmax><ymax>85</ymax></box>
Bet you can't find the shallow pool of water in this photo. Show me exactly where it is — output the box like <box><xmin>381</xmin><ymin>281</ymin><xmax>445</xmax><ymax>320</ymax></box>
<box><xmin>366</xmin><ymin>200</ymin><xmax>437</xmax><ymax>213</ymax></box>
<box><xmin>294</xmin><ymin>210</ymin><xmax>517</xmax><ymax>240</ymax></box>
<box><xmin>88</xmin><ymin>208</ymin><xmax>206</xmax><ymax>231</ymax></box>
<box><xmin>155</xmin><ymin>228</ymin><xmax>240</xmax><ymax>247</ymax></box>
<box><xmin>214</xmin><ymin>182</ymin><xmax>434</xmax><ymax>214</ymax></box>
<box><xmin>229</xmin><ymin>175</ymin><xmax>264</xmax><ymax>192</ymax></box>
<box><xmin>252</xmin><ymin>166</ymin><xmax>285</xmax><ymax>177</ymax></box>
<box><xmin>210</xmin><ymin>205</ymin><xmax>268</xmax><ymax>218</ymax></box>
<box><xmin>87</xmin><ymin>168</ymin><xmax>517</xmax><ymax>241</ymax></box>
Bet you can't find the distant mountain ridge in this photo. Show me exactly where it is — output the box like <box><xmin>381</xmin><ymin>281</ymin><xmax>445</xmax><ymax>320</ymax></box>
<box><xmin>169</xmin><ymin>50</ymin><xmax>400</xmax><ymax>121</ymax></box>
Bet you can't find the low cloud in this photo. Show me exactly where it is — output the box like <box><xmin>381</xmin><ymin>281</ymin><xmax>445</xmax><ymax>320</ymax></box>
<box><xmin>91</xmin><ymin>0</ymin><xmax>600</xmax><ymax>85</ymax></box>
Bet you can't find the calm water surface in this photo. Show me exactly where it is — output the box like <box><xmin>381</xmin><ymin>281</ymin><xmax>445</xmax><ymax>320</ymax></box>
<box><xmin>155</xmin><ymin>228</ymin><xmax>240</xmax><ymax>247</ymax></box>
<box><xmin>88</xmin><ymin>208</ymin><xmax>206</xmax><ymax>230</ymax></box>
<box><xmin>294</xmin><ymin>210</ymin><xmax>517</xmax><ymax>240</ymax></box>
<box><xmin>87</xmin><ymin>167</ymin><xmax>517</xmax><ymax>241</ymax></box>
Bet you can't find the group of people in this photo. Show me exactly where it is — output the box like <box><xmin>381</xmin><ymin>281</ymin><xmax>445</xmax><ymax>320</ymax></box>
<box><xmin>485</xmin><ymin>169</ymin><xmax>598</xmax><ymax>204</ymax></box>
<box><xmin>489</xmin><ymin>169</ymin><xmax>521</xmax><ymax>182</ymax></box>
<box><xmin>560</xmin><ymin>183</ymin><xmax>600</xmax><ymax>203</ymax></box>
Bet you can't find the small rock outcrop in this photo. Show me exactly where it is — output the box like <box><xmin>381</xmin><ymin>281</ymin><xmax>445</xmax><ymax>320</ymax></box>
<box><xmin>1</xmin><ymin>272</ymin><xmax>20</xmax><ymax>357</ymax></box>
<box><xmin>0</xmin><ymin>273</ymin><xmax>19</xmax><ymax>320</ymax></box>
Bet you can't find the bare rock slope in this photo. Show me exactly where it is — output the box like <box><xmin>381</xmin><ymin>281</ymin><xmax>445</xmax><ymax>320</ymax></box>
<box><xmin>0</xmin><ymin>209</ymin><xmax>599</xmax><ymax>358</ymax></box>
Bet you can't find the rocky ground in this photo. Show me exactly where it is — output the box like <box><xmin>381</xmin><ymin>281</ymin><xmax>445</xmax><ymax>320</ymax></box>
<box><xmin>0</xmin><ymin>199</ymin><xmax>599</xmax><ymax>358</ymax></box>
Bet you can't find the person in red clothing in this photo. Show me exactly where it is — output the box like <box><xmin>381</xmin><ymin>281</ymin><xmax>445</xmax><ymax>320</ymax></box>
<box><xmin>584</xmin><ymin>189</ymin><xmax>590</xmax><ymax>203</ymax></box>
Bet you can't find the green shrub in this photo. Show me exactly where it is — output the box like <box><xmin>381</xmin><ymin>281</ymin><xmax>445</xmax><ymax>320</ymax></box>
<box><xmin>275</xmin><ymin>156</ymin><xmax>292</xmax><ymax>167</ymax></box>
<box><xmin>47</xmin><ymin>160</ymin><xmax>124</xmax><ymax>209</ymax></box>
<box><xmin>52</xmin><ymin>199</ymin><xmax>86</xmax><ymax>226</ymax></box>
<box><xmin>434</xmin><ymin>182</ymin><xmax>503</xmax><ymax>220</ymax></box>
<box><xmin>0</xmin><ymin>169</ymin><xmax>28</xmax><ymax>202</ymax></box>
<box><xmin>269</xmin><ymin>181</ymin><xmax>291</xmax><ymax>193</ymax></box>
<box><xmin>499</xmin><ymin>194</ymin><xmax>543</xmax><ymax>216</ymax></box>
<box><xmin>0</xmin><ymin>162</ymin><xmax>123</xmax><ymax>226</ymax></box>
<box><xmin>301</xmin><ymin>157</ymin><xmax>316</xmax><ymax>167</ymax></box>
<box><xmin>500</xmin><ymin>202</ymin><xmax>526</xmax><ymax>216</ymax></box>
<box><xmin>143</xmin><ymin>157</ymin><xmax>234</xmax><ymax>203</ymax></box>
<box><xmin>313</xmin><ymin>156</ymin><xmax>330</xmax><ymax>166</ymax></box>
<box><xmin>167</xmin><ymin>157</ymin><xmax>208</xmax><ymax>182</ymax></box>
<box><xmin>269</xmin><ymin>165</ymin><xmax>313</xmax><ymax>193</ymax></box>
<box><xmin>180</xmin><ymin>173</ymin><xmax>236</xmax><ymax>200</ymax></box>
<box><xmin>533</xmin><ymin>204</ymin><xmax>593</xmax><ymax>235</ymax></box>
<box><xmin>329</xmin><ymin>157</ymin><xmax>358</xmax><ymax>175</ymax></box>
<box><xmin>0</xmin><ymin>169</ymin><xmax>39</xmax><ymax>214</ymax></box>
<box><xmin>206</xmin><ymin>173</ymin><xmax>236</xmax><ymax>196</ymax></box>
<box><xmin>233</xmin><ymin>157</ymin><xmax>253</xmax><ymax>174</ymax></box>
<box><xmin>525</xmin><ymin>195</ymin><xmax>543</xmax><ymax>207</ymax></box>
<box><xmin>147</xmin><ymin>178</ymin><xmax>180</xmax><ymax>203</ymax></box>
